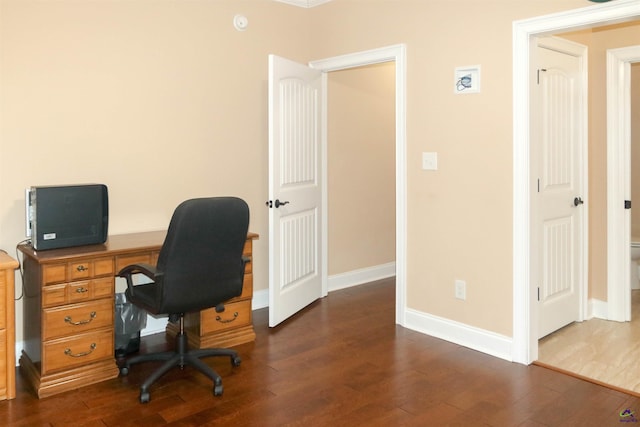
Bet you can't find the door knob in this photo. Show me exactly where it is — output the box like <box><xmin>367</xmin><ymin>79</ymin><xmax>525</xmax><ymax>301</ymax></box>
<box><xmin>265</xmin><ymin>199</ymin><xmax>290</xmax><ymax>208</ymax></box>
<box><xmin>574</xmin><ymin>197</ymin><xmax>584</xmax><ymax>206</ymax></box>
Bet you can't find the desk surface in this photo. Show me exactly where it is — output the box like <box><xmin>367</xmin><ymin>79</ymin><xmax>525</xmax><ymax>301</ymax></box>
<box><xmin>19</xmin><ymin>231</ymin><xmax>259</xmax><ymax>263</ymax></box>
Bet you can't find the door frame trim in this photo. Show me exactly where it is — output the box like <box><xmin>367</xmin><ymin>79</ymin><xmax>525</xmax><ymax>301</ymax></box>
<box><xmin>607</xmin><ymin>45</ymin><xmax>640</xmax><ymax>321</ymax></box>
<box><xmin>309</xmin><ymin>44</ymin><xmax>407</xmax><ymax>325</ymax></box>
<box><xmin>513</xmin><ymin>0</ymin><xmax>640</xmax><ymax>364</ymax></box>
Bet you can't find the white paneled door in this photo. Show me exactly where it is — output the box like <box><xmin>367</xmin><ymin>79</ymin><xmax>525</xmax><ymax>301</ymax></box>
<box><xmin>534</xmin><ymin>38</ymin><xmax>586</xmax><ymax>339</ymax></box>
<box><xmin>267</xmin><ymin>55</ymin><xmax>325</xmax><ymax>327</ymax></box>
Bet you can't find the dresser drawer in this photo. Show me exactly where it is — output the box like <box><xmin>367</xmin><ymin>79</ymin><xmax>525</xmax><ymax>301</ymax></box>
<box><xmin>43</xmin><ymin>257</ymin><xmax>114</xmax><ymax>285</ymax></box>
<box><xmin>43</xmin><ymin>299</ymin><xmax>114</xmax><ymax>340</ymax></box>
<box><xmin>42</xmin><ymin>264</ymin><xmax>67</xmax><ymax>285</ymax></box>
<box><xmin>69</xmin><ymin>257</ymin><xmax>114</xmax><ymax>281</ymax></box>
<box><xmin>41</xmin><ymin>329</ymin><xmax>113</xmax><ymax>375</ymax></box>
<box><xmin>116</xmin><ymin>253</ymin><xmax>153</xmax><ymax>272</ymax></box>
<box><xmin>42</xmin><ymin>277</ymin><xmax>114</xmax><ymax>308</ymax></box>
<box><xmin>199</xmin><ymin>299</ymin><xmax>251</xmax><ymax>335</ymax></box>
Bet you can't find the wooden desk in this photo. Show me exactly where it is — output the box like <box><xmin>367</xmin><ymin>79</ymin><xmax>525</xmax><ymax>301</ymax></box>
<box><xmin>18</xmin><ymin>231</ymin><xmax>258</xmax><ymax>398</ymax></box>
<box><xmin>0</xmin><ymin>251</ymin><xmax>18</xmax><ymax>400</ymax></box>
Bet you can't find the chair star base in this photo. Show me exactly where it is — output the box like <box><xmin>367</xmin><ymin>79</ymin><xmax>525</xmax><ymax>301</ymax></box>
<box><xmin>119</xmin><ymin>318</ymin><xmax>241</xmax><ymax>403</ymax></box>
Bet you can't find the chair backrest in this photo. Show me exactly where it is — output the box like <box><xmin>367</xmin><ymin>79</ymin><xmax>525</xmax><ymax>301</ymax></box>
<box><xmin>154</xmin><ymin>197</ymin><xmax>250</xmax><ymax>314</ymax></box>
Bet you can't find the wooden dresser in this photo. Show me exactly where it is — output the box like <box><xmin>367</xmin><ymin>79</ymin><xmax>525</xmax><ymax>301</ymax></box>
<box><xmin>0</xmin><ymin>251</ymin><xmax>18</xmax><ymax>400</ymax></box>
<box><xmin>18</xmin><ymin>231</ymin><xmax>257</xmax><ymax>398</ymax></box>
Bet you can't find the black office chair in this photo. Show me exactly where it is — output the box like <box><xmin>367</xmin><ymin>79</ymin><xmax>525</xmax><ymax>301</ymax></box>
<box><xmin>117</xmin><ymin>197</ymin><xmax>250</xmax><ymax>403</ymax></box>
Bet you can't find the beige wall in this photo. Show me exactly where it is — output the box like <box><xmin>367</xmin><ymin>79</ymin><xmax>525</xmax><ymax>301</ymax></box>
<box><xmin>0</xmin><ymin>0</ymin><xmax>311</xmax><ymax>342</ymax></box>
<box><xmin>0</xmin><ymin>0</ymin><xmax>597</xmax><ymax>345</ymax></box>
<box><xmin>311</xmin><ymin>0</ymin><xmax>586</xmax><ymax>335</ymax></box>
<box><xmin>327</xmin><ymin>62</ymin><xmax>395</xmax><ymax>275</ymax></box>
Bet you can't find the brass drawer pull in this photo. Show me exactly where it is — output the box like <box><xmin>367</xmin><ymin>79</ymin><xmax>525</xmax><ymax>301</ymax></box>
<box><xmin>75</xmin><ymin>287</ymin><xmax>89</xmax><ymax>293</ymax></box>
<box><xmin>76</xmin><ymin>265</ymin><xmax>88</xmax><ymax>272</ymax></box>
<box><xmin>216</xmin><ymin>312</ymin><xmax>239</xmax><ymax>324</ymax></box>
<box><xmin>64</xmin><ymin>311</ymin><xmax>96</xmax><ymax>325</ymax></box>
<box><xmin>64</xmin><ymin>343</ymin><xmax>96</xmax><ymax>358</ymax></box>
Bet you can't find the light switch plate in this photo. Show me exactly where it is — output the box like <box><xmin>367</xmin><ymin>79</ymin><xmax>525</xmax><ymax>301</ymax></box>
<box><xmin>455</xmin><ymin>280</ymin><xmax>466</xmax><ymax>300</ymax></box>
<box><xmin>422</xmin><ymin>152</ymin><xmax>438</xmax><ymax>170</ymax></box>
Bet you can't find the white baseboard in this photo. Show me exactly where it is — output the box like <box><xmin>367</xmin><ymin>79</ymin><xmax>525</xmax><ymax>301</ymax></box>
<box><xmin>589</xmin><ymin>298</ymin><xmax>609</xmax><ymax>320</ymax></box>
<box><xmin>138</xmin><ymin>262</ymin><xmax>397</xmax><ymax>337</ymax></box>
<box><xmin>328</xmin><ymin>262</ymin><xmax>396</xmax><ymax>292</ymax></box>
<box><xmin>252</xmin><ymin>289</ymin><xmax>269</xmax><ymax>310</ymax></box>
<box><xmin>249</xmin><ymin>262</ymin><xmax>397</xmax><ymax>312</ymax></box>
<box><xmin>140</xmin><ymin>314</ymin><xmax>169</xmax><ymax>336</ymax></box>
<box><xmin>15</xmin><ymin>306</ymin><xmax>514</xmax><ymax>367</ymax></box>
<box><xmin>143</xmin><ymin>275</ymin><xmax>513</xmax><ymax>366</ymax></box>
<box><xmin>404</xmin><ymin>307</ymin><xmax>513</xmax><ymax>362</ymax></box>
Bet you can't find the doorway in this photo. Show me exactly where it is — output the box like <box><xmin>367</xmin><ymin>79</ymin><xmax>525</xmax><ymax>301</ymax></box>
<box><xmin>310</xmin><ymin>44</ymin><xmax>408</xmax><ymax>324</ymax></box>
<box><xmin>513</xmin><ymin>2</ymin><xmax>640</xmax><ymax>364</ymax></box>
<box><xmin>536</xmin><ymin>48</ymin><xmax>640</xmax><ymax>393</ymax></box>
<box><xmin>267</xmin><ymin>45</ymin><xmax>406</xmax><ymax>327</ymax></box>
<box><xmin>606</xmin><ymin>45</ymin><xmax>640</xmax><ymax>322</ymax></box>
<box><xmin>326</xmin><ymin>62</ymin><xmax>396</xmax><ymax>292</ymax></box>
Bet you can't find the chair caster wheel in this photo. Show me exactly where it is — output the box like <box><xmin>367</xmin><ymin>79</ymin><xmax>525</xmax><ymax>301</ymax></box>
<box><xmin>139</xmin><ymin>391</ymin><xmax>150</xmax><ymax>403</ymax></box>
<box><xmin>119</xmin><ymin>366</ymin><xmax>129</xmax><ymax>376</ymax></box>
<box><xmin>232</xmin><ymin>356</ymin><xmax>241</xmax><ymax>367</ymax></box>
<box><xmin>214</xmin><ymin>384</ymin><xmax>224</xmax><ymax>396</ymax></box>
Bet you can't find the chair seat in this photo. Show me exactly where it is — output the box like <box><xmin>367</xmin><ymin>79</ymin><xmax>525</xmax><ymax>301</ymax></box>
<box><xmin>125</xmin><ymin>283</ymin><xmax>161</xmax><ymax>316</ymax></box>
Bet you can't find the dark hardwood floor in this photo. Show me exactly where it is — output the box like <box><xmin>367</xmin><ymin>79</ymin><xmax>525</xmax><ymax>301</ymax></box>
<box><xmin>1</xmin><ymin>278</ymin><xmax>639</xmax><ymax>426</ymax></box>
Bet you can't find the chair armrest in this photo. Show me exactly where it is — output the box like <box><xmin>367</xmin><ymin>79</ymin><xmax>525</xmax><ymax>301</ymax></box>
<box><xmin>117</xmin><ymin>263</ymin><xmax>158</xmax><ymax>297</ymax></box>
<box><xmin>118</xmin><ymin>263</ymin><xmax>157</xmax><ymax>279</ymax></box>
<box><xmin>242</xmin><ymin>255</ymin><xmax>251</xmax><ymax>276</ymax></box>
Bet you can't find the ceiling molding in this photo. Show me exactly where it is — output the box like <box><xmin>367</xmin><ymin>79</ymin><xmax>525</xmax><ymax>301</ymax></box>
<box><xmin>274</xmin><ymin>0</ymin><xmax>331</xmax><ymax>8</ymax></box>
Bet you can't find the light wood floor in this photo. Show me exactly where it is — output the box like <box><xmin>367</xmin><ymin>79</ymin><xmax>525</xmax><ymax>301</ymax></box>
<box><xmin>538</xmin><ymin>289</ymin><xmax>640</xmax><ymax>395</ymax></box>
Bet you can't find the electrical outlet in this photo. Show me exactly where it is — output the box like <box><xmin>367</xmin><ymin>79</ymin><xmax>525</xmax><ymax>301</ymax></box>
<box><xmin>455</xmin><ymin>280</ymin><xmax>466</xmax><ymax>300</ymax></box>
